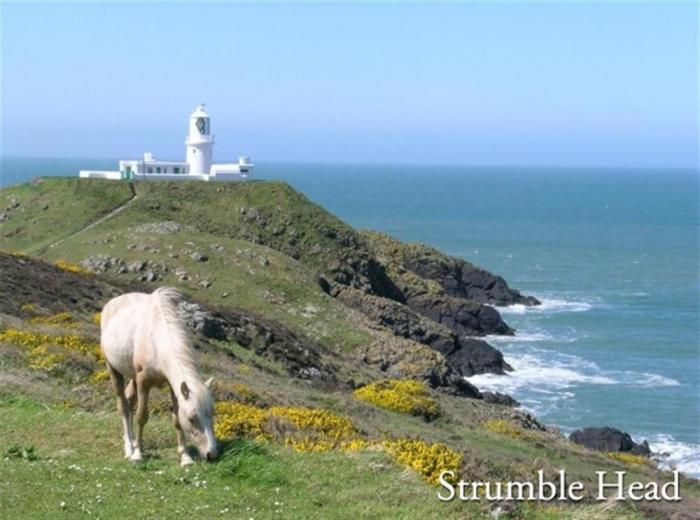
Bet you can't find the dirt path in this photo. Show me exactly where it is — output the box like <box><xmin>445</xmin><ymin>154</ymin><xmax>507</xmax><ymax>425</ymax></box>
<box><xmin>45</xmin><ymin>184</ymin><xmax>138</xmax><ymax>251</ymax></box>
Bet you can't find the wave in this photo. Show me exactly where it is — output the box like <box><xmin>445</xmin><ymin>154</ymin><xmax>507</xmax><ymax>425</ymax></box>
<box><xmin>498</xmin><ymin>297</ymin><xmax>595</xmax><ymax>315</ymax></box>
<box><xmin>485</xmin><ymin>327</ymin><xmax>581</xmax><ymax>345</ymax></box>
<box><xmin>485</xmin><ymin>330</ymin><xmax>555</xmax><ymax>343</ymax></box>
<box><xmin>648</xmin><ymin>434</ymin><xmax>700</xmax><ymax>479</ymax></box>
<box><xmin>466</xmin><ymin>346</ymin><xmax>682</xmax><ymax>417</ymax></box>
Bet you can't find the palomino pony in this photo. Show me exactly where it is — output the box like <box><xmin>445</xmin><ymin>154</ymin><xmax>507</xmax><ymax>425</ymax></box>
<box><xmin>100</xmin><ymin>287</ymin><xmax>218</xmax><ymax>466</ymax></box>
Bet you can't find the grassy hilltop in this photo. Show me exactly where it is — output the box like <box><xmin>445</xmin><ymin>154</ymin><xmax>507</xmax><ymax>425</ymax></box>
<box><xmin>1</xmin><ymin>178</ymin><xmax>697</xmax><ymax>519</ymax></box>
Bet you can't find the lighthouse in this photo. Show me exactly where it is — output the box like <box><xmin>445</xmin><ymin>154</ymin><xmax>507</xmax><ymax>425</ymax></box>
<box><xmin>185</xmin><ymin>104</ymin><xmax>214</xmax><ymax>175</ymax></box>
<box><xmin>79</xmin><ymin>104</ymin><xmax>252</xmax><ymax>181</ymax></box>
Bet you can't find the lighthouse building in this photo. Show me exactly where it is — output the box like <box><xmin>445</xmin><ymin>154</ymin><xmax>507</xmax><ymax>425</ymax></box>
<box><xmin>79</xmin><ymin>104</ymin><xmax>252</xmax><ymax>181</ymax></box>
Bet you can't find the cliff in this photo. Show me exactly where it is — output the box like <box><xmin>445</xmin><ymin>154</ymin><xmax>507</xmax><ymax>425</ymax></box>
<box><xmin>1</xmin><ymin>178</ymin><xmax>696</xmax><ymax>519</ymax></box>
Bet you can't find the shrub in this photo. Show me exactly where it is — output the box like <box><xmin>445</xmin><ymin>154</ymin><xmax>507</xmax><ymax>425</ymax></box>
<box><xmin>353</xmin><ymin>379</ymin><xmax>440</xmax><ymax>420</ymax></box>
<box><xmin>483</xmin><ymin>419</ymin><xmax>540</xmax><ymax>441</ymax></box>
<box><xmin>29</xmin><ymin>312</ymin><xmax>76</xmax><ymax>326</ymax></box>
<box><xmin>382</xmin><ymin>438</ymin><xmax>462</xmax><ymax>485</ymax></box>
<box><xmin>214</xmin><ymin>402</ymin><xmax>269</xmax><ymax>440</ymax></box>
<box><xmin>55</xmin><ymin>260</ymin><xmax>89</xmax><ymax>275</ymax></box>
<box><xmin>213</xmin><ymin>381</ymin><xmax>259</xmax><ymax>404</ymax></box>
<box><xmin>214</xmin><ymin>402</ymin><xmax>360</xmax><ymax>452</ymax></box>
<box><xmin>606</xmin><ymin>452</ymin><xmax>649</xmax><ymax>466</ymax></box>
<box><xmin>268</xmin><ymin>406</ymin><xmax>358</xmax><ymax>442</ymax></box>
<box><xmin>89</xmin><ymin>369</ymin><xmax>111</xmax><ymax>384</ymax></box>
<box><xmin>19</xmin><ymin>303</ymin><xmax>37</xmax><ymax>313</ymax></box>
<box><xmin>0</xmin><ymin>328</ymin><xmax>102</xmax><ymax>372</ymax></box>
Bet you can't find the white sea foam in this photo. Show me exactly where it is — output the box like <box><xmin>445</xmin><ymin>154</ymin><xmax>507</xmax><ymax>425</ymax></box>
<box><xmin>485</xmin><ymin>330</ymin><xmax>555</xmax><ymax>343</ymax></box>
<box><xmin>482</xmin><ymin>291</ymin><xmax>690</xmax><ymax>472</ymax></box>
<box><xmin>648</xmin><ymin>434</ymin><xmax>700</xmax><ymax>479</ymax></box>
<box><xmin>466</xmin><ymin>347</ymin><xmax>681</xmax><ymax>417</ymax></box>
<box><xmin>498</xmin><ymin>297</ymin><xmax>595</xmax><ymax>315</ymax></box>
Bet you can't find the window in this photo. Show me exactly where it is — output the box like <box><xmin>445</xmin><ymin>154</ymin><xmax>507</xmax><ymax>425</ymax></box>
<box><xmin>147</xmin><ymin>167</ymin><xmax>153</xmax><ymax>173</ymax></box>
<box><xmin>174</xmin><ymin>167</ymin><xmax>180</xmax><ymax>174</ymax></box>
<box><xmin>156</xmin><ymin>167</ymin><xmax>161</xmax><ymax>174</ymax></box>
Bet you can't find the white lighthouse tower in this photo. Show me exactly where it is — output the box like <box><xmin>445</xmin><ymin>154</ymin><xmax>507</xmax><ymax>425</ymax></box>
<box><xmin>185</xmin><ymin>104</ymin><xmax>214</xmax><ymax>175</ymax></box>
<box><xmin>79</xmin><ymin>103</ymin><xmax>252</xmax><ymax>181</ymax></box>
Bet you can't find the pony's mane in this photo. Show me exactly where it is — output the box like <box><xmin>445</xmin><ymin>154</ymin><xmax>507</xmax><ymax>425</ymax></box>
<box><xmin>152</xmin><ymin>287</ymin><xmax>213</xmax><ymax>410</ymax></box>
<box><xmin>152</xmin><ymin>287</ymin><xmax>197</xmax><ymax>375</ymax></box>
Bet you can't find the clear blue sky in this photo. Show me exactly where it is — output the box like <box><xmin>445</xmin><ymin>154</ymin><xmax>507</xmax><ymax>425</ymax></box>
<box><xmin>1</xmin><ymin>2</ymin><xmax>697</xmax><ymax>168</ymax></box>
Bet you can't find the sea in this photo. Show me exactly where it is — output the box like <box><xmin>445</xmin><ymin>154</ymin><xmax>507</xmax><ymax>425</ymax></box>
<box><xmin>1</xmin><ymin>158</ymin><xmax>699</xmax><ymax>477</ymax></box>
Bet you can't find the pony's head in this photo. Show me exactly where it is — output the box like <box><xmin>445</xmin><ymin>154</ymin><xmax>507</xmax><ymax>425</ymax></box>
<box><xmin>177</xmin><ymin>377</ymin><xmax>218</xmax><ymax>461</ymax></box>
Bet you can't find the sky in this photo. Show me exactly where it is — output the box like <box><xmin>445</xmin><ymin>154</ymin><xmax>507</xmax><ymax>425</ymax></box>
<box><xmin>1</xmin><ymin>2</ymin><xmax>697</xmax><ymax>168</ymax></box>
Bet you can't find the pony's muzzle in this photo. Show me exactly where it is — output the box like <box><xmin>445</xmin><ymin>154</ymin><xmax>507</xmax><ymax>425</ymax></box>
<box><xmin>206</xmin><ymin>450</ymin><xmax>218</xmax><ymax>461</ymax></box>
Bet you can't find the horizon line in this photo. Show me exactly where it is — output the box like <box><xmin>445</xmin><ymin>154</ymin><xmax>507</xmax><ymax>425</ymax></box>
<box><xmin>1</xmin><ymin>155</ymin><xmax>698</xmax><ymax>173</ymax></box>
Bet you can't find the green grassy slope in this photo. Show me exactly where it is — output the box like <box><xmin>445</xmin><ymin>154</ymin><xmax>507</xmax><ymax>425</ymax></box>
<box><xmin>1</xmin><ymin>178</ymin><xmax>698</xmax><ymax>519</ymax></box>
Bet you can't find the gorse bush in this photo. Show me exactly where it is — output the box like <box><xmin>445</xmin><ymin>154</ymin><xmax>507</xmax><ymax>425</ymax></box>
<box><xmin>353</xmin><ymin>379</ymin><xmax>440</xmax><ymax>420</ymax></box>
<box><xmin>214</xmin><ymin>402</ymin><xmax>360</xmax><ymax>451</ymax></box>
<box><xmin>19</xmin><ymin>303</ymin><xmax>37</xmax><ymax>313</ymax></box>
<box><xmin>54</xmin><ymin>260</ymin><xmax>90</xmax><ymax>275</ymax></box>
<box><xmin>0</xmin><ymin>328</ymin><xmax>102</xmax><ymax>372</ymax></box>
<box><xmin>29</xmin><ymin>312</ymin><xmax>77</xmax><ymax>326</ymax></box>
<box><xmin>482</xmin><ymin>419</ymin><xmax>541</xmax><ymax>441</ymax></box>
<box><xmin>213</xmin><ymin>381</ymin><xmax>260</xmax><ymax>405</ymax></box>
<box><xmin>268</xmin><ymin>406</ymin><xmax>358</xmax><ymax>442</ymax></box>
<box><xmin>606</xmin><ymin>452</ymin><xmax>650</xmax><ymax>466</ymax></box>
<box><xmin>215</xmin><ymin>402</ymin><xmax>268</xmax><ymax>440</ymax></box>
<box><xmin>382</xmin><ymin>438</ymin><xmax>462</xmax><ymax>485</ymax></box>
<box><xmin>214</xmin><ymin>400</ymin><xmax>460</xmax><ymax>485</ymax></box>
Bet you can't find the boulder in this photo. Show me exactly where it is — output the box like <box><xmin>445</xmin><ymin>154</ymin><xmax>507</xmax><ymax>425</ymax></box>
<box><xmin>482</xmin><ymin>391</ymin><xmax>519</xmax><ymax>407</ymax></box>
<box><xmin>445</xmin><ymin>338</ymin><xmax>513</xmax><ymax>376</ymax></box>
<box><xmin>407</xmin><ymin>293</ymin><xmax>514</xmax><ymax>336</ymax></box>
<box><xmin>569</xmin><ymin>427</ymin><xmax>651</xmax><ymax>456</ymax></box>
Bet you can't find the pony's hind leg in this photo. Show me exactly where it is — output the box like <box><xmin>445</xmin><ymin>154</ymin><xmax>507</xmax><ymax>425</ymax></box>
<box><xmin>130</xmin><ymin>371</ymin><xmax>151</xmax><ymax>462</ymax></box>
<box><xmin>170</xmin><ymin>387</ymin><xmax>193</xmax><ymax>466</ymax></box>
<box><xmin>107</xmin><ymin>364</ymin><xmax>134</xmax><ymax>459</ymax></box>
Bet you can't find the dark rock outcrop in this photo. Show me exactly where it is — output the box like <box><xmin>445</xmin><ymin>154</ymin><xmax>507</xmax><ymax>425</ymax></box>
<box><xmin>404</xmin><ymin>254</ymin><xmax>539</xmax><ymax>306</ymax></box>
<box><xmin>406</xmin><ymin>293</ymin><xmax>513</xmax><ymax>336</ymax></box>
<box><xmin>362</xmin><ymin>231</ymin><xmax>539</xmax><ymax>307</ymax></box>
<box><xmin>444</xmin><ymin>338</ymin><xmax>513</xmax><ymax>377</ymax></box>
<box><xmin>177</xmin><ymin>300</ymin><xmax>338</xmax><ymax>382</ymax></box>
<box><xmin>482</xmin><ymin>391</ymin><xmax>519</xmax><ymax>407</ymax></box>
<box><xmin>569</xmin><ymin>427</ymin><xmax>651</xmax><ymax>456</ymax></box>
<box><xmin>357</xmin><ymin>335</ymin><xmax>481</xmax><ymax>399</ymax></box>
<box><xmin>333</xmin><ymin>286</ymin><xmax>513</xmax><ymax>379</ymax></box>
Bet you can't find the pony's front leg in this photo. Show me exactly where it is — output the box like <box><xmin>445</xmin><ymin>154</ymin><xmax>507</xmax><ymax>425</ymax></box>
<box><xmin>170</xmin><ymin>388</ymin><xmax>193</xmax><ymax>466</ymax></box>
<box><xmin>130</xmin><ymin>372</ymin><xmax>150</xmax><ymax>462</ymax></box>
<box><xmin>107</xmin><ymin>365</ymin><xmax>134</xmax><ymax>458</ymax></box>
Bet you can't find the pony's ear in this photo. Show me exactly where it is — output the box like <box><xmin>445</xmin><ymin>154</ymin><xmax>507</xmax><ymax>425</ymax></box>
<box><xmin>204</xmin><ymin>377</ymin><xmax>214</xmax><ymax>389</ymax></box>
<box><xmin>181</xmin><ymin>381</ymin><xmax>190</xmax><ymax>400</ymax></box>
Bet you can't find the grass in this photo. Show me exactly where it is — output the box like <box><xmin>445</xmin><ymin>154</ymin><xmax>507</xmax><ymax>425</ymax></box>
<box><xmin>2</xmin><ymin>178</ymin><xmax>698</xmax><ymax>519</ymax></box>
<box><xmin>35</xmin><ymin>201</ymin><xmax>372</xmax><ymax>354</ymax></box>
<box><xmin>0</xmin><ymin>178</ymin><xmax>134</xmax><ymax>254</ymax></box>
<box><xmin>0</xmin><ymin>395</ymin><xmax>480</xmax><ymax>519</ymax></box>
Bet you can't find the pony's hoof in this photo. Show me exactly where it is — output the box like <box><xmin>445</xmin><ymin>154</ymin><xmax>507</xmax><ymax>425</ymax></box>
<box><xmin>180</xmin><ymin>454</ymin><xmax>194</xmax><ymax>467</ymax></box>
<box><xmin>130</xmin><ymin>451</ymin><xmax>143</xmax><ymax>463</ymax></box>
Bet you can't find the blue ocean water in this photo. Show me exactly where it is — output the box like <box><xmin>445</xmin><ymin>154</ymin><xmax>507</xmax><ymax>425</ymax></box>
<box><xmin>2</xmin><ymin>158</ymin><xmax>699</xmax><ymax>476</ymax></box>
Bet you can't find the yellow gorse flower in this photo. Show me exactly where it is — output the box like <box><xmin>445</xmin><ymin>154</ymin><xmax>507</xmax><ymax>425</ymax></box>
<box><xmin>0</xmin><ymin>328</ymin><xmax>103</xmax><ymax>372</ymax></box>
<box><xmin>214</xmin><ymin>402</ymin><xmax>359</xmax><ymax>449</ymax></box>
<box><xmin>482</xmin><ymin>419</ymin><xmax>541</xmax><ymax>441</ymax></box>
<box><xmin>29</xmin><ymin>312</ymin><xmax>77</xmax><ymax>326</ymax></box>
<box><xmin>382</xmin><ymin>438</ymin><xmax>462</xmax><ymax>485</ymax></box>
<box><xmin>54</xmin><ymin>260</ymin><xmax>90</xmax><ymax>275</ymax></box>
<box><xmin>214</xmin><ymin>399</ymin><xmax>460</xmax><ymax>485</ymax></box>
<box><xmin>606</xmin><ymin>452</ymin><xmax>649</xmax><ymax>466</ymax></box>
<box><xmin>353</xmin><ymin>379</ymin><xmax>440</xmax><ymax>419</ymax></box>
